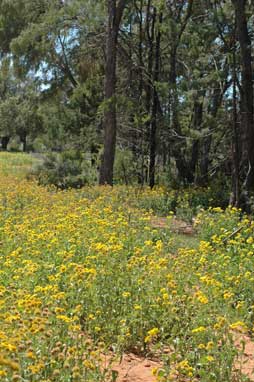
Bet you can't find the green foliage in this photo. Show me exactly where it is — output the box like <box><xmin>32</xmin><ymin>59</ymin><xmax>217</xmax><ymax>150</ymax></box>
<box><xmin>195</xmin><ymin>206</ymin><xmax>242</xmax><ymax>242</ymax></box>
<box><xmin>0</xmin><ymin>151</ymin><xmax>40</xmax><ymax>177</ymax></box>
<box><xmin>135</xmin><ymin>184</ymin><xmax>231</xmax><ymax>222</ymax></box>
<box><xmin>113</xmin><ymin>148</ymin><xmax>138</xmax><ymax>185</ymax></box>
<box><xmin>0</xmin><ymin>0</ymin><xmax>251</xmax><ymax>196</ymax></box>
<box><xmin>0</xmin><ymin>67</ymin><xmax>42</xmax><ymax>147</ymax></box>
<box><xmin>33</xmin><ymin>150</ymin><xmax>97</xmax><ymax>189</ymax></box>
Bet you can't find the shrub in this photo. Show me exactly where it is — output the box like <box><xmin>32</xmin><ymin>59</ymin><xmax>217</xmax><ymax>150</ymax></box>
<box><xmin>195</xmin><ymin>206</ymin><xmax>243</xmax><ymax>241</ymax></box>
<box><xmin>113</xmin><ymin>148</ymin><xmax>139</xmax><ymax>185</ymax></box>
<box><xmin>32</xmin><ymin>150</ymin><xmax>97</xmax><ymax>189</ymax></box>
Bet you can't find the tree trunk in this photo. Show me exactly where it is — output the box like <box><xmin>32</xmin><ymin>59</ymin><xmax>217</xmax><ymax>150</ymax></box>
<box><xmin>1</xmin><ymin>136</ymin><xmax>10</xmax><ymax>151</ymax></box>
<box><xmin>231</xmin><ymin>27</ymin><xmax>240</xmax><ymax>207</ymax></box>
<box><xmin>149</xmin><ymin>11</ymin><xmax>162</xmax><ymax>188</ymax></box>
<box><xmin>199</xmin><ymin>86</ymin><xmax>225</xmax><ymax>186</ymax></box>
<box><xmin>168</xmin><ymin>1</ymin><xmax>194</xmax><ymax>184</ymax></box>
<box><xmin>91</xmin><ymin>143</ymin><xmax>99</xmax><ymax>166</ymax></box>
<box><xmin>232</xmin><ymin>0</ymin><xmax>254</xmax><ymax>198</ymax></box>
<box><xmin>137</xmin><ymin>0</ymin><xmax>145</xmax><ymax>185</ymax></box>
<box><xmin>20</xmin><ymin>133</ymin><xmax>27</xmax><ymax>152</ymax></box>
<box><xmin>145</xmin><ymin>0</ymin><xmax>155</xmax><ymax>160</ymax></box>
<box><xmin>199</xmin><ymin>136</ymin><xmax>212</xmax><ymax>185</ymax></box>
<box><xmin>170</xmin><ymin>48</ymin><xmax>187</xmax><ymax>182</ymax></box>
<box><xmin>190</xmin><ymin>100</ymin><xmax>203</xmax><ymax>183</ymax></box>
<box><xmin>99</xmin><ymin>0</ymin><xmax>126</xmax><ymax>185</ymax></box>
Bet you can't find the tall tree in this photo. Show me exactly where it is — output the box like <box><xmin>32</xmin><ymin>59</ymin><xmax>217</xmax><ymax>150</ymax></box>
<box><xmin>149</xmin><ymin>9</ymin><xmax>162</xmax><ymax>188</ymax></box>
<box><xmin>167</xmin><ymin>0</ymin><xmax>194</xmax><ymax>183</ymax></box>
<box><xmin>232</xmin><ymin>0</ymin><xmax>254</xmax><ymax>206</ymax></box>
<box><xmin>99</xmin><ymin>0</ymin><xmax>126</xmax><ymax>185</ymax></box>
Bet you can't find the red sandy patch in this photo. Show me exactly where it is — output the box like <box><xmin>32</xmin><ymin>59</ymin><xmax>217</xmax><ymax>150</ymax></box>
<box><xmin>100</xmin><ymin>336</ymin><xmax>254</xmax><ymax>381</ymax></box>
<box><xmin>102</xmin><ymin>353</ymin><xmax>161</xmax><ymax>382</ymax></box>
<box><xmin>235</xmin><ymin>334</ymin><xmax>254</xmax><ymax>380</ymax></box>
<box><xmin>151</xmin><ymin>216</ymin><xmax>194</xmax><ymax>235</ymax></box>
<box><xmin>112</xmin><ymin>354</ymin><xmax>160</xmax><ymax>382</ymax></box>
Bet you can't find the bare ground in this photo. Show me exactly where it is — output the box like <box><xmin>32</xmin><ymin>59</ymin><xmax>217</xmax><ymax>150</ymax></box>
<box><xmin>235</xmin><ymin>334</ymin><xmax>254</xmax><ymax>380</ymax></box>
<box><xmin>107</xmin><ymin>336</ymin><xmax>254</xmax><ymax>382</ymax></box>
<box><xmin>111</xmin><ymin>353</ymin><xmax>160</xmax><ymax>382</ymax></box>
<box><xmin>150</xmin><ymin>216</ymin><xmax>194</xmax><ymax>235</ymax></box>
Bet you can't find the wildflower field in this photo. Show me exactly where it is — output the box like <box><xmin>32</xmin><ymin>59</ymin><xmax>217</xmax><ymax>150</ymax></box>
<box><xmin>1</xmin><ymin>153</ymin><xmax>254</xmax><ymax>381</ymax></box>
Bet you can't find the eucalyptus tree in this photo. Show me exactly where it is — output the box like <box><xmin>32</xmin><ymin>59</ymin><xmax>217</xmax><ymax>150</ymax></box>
<box><xmin>231</xmin><ymin>0</ymin><xmax>254</xmax><ymax>207</ymax></box>
<box><xmin>8</xmin><ymin>0</ymin><xmax>105</xmax><ymax>152</ymax></box>
<box><xmin>99</xmin><ymin>0</ymin><xmax>127</xmax><ymax>185</ymax></box>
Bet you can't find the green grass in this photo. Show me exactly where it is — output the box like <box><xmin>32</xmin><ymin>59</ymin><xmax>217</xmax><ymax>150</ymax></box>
<box><xmin>169</xmin><ymin>231</ymin><xmax>200</xmax><ymax>251</ymax></box>
<box><xmin>0</xmin><ymin>152</ymin><xmax>41</xmax><ymax>178</ymax></box>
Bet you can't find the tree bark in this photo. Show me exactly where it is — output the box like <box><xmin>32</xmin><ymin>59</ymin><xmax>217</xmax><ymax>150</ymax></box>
<box><xmin>190</xmin><ymin>100</ymin><xmax>203</xmax><ymax>183</ymax></box>
<box><xmin>149</xmin><ymin>11</ymin><xmax>162</xmax><ymax>188</ymax></box>
<box><xmin>1</xmin><ymin>136</ymin><xmax>10</xmax><ymax>151</ymax></box>
<box><xmin>145</xmin><ymin>0</ymin><xmax>155</xmax><ymax>147</ymax></box>
<box><xmin>199</xmin><ymin>84</ymin><xmax>227</xmax><ymax>186</ymax></box>
<box><xmin>229</xmin><ymin>23</ymin><xmax>240</xmax><ymax>207</ymax></box>
<box><xmin>168</xmin><ymin>0</ymin><xmax>193</xmax><ymax>184</ymax></box>
<box><xmin>232</xmin><ymin>0</ymin><xmax>254</xmax><ymax>198</ymax></box>
<box><xmin>20</xmin><ymin>133</ymin><xmax>27</xmax><ymax>152</ymax></box>
<box><xmin>99</xmin><ymin>0</ymin><xmax>126</xmax><ymax>185</ymax></box>
<box><xmin>138</xmin><ymin>0</ymin><xmax>145</xmax><ymax>185</ymax></box>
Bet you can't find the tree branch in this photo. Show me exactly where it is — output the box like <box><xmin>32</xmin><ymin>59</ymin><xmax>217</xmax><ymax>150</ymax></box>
<box><xmin>115</xmin><ymin>0</ymin><xmax>127</xmax><ymax>30</ymax></box>
<box><xmin>178</xmin><ymin>0</ymin><xmax>193</xmax><ymax>41</ymax></box>
<box><xmin>58</xmin><ymin>35</ymin><xmax>78</xmax><ymax>88</ymax></box>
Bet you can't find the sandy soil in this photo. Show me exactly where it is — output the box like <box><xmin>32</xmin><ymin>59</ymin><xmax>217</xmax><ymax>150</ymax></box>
<box><xmin>150</xmin><ymin>216</ymin><xmax>194</xmax><ymax>234</ymax></box>
<box><xmin>235</xmin><ymin>334</ymin><xmax>254</xmax><ymax>380</ymax></box>
<box><xmin>110</xmin><ymin>353</ymin><xmax>161</xmax><ymax>382</ymax></box>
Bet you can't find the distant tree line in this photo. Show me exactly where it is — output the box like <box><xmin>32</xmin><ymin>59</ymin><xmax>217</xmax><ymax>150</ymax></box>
<box><xmin>0</xmin><ymin>0</ymin><xmax>253</xmax><ymax>208</ymax></box>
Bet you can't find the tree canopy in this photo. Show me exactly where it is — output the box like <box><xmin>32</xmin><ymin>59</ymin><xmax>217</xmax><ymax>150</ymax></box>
<box><xmin>0</xmin><ymin>0</ymin><xmax>253</xmax><ymax>206</ymax></box>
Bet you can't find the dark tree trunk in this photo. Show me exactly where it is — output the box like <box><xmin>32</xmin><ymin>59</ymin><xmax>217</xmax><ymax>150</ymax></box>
<box><xmin>149</xmin><ymin>11</ymin><xmax>162</xmax><ymax>188</ymax></box>
<box><xmin>145</xmin><ymin>0</ymin><xmax>155</xmax><ymax>144</ymax></box>
<box><xmin>190</xmin><ymin>100</ymin><xmax>203</xmax><ymax>183</ymax></box>
<box><xmin>22</xmin><ymin>135</ymin><xmax>27</xmax><ymax>153</ymax></box>
<box><xmin>137</xmin><ymin>0</ymin><xmax>145</xmax><ymax>185</ymax></box>
<box><xmin>99</xmin><ymin>0</ymin><xmax>126</xmax><ymax>185</ymax></box>
<box><xmin>199</xmin><ymin>86</ymin><xmax>226</xmax><ymax>186</ymax></box>
<box><xmin>170</xmin><ymin>48</ymin><xmax>187</xmax><ymax>182</ymax></box>
<box><xmin>232</xmin><ymin>0</ymin><xmax>254</xmax><ymax>198</ymax></box>
<box><xmin>168</xmin><ymin>0</ymin><xmax>194</xmax><ymax>184</ymax></box>
<box><xmin>128</xmin><ymin>15</ymin><xmax>136</xmax><ymax>159</ymax></box>
<box><xmin>91</xmin><ymin>143</ymin><xmax>99</xmax><ymax>166</ymax></box>
<box><xmin>170</xmin><ymin>49</ymin><xmax>192</xmax><ymax>184</ymax></box>
<box><xmin>199</xmin><ymin>136</ymin><xmax>212</xmax><ymax>185</ymax></box>
<box><xmin>21</xmin><ymin>134</ymin><xmax>27</xmax><ymax>152</ymax></box>
<box><xmin>230</xmin><ymin>26</ymin><xmax>240</xmax><ymax>207</ymax></box>
<box><xmin>1</xmin><ymin>136</ymin><xmax>10</xmax><ymax>151</ymax></box>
